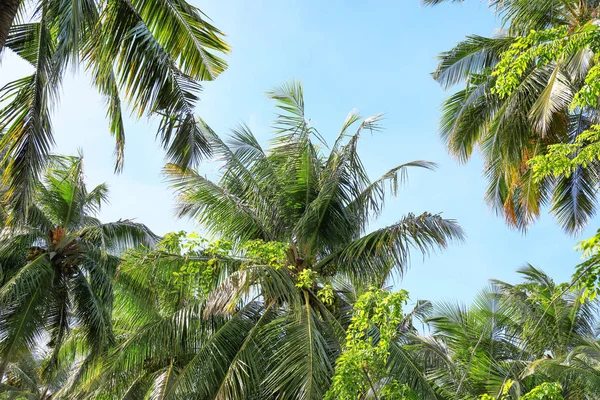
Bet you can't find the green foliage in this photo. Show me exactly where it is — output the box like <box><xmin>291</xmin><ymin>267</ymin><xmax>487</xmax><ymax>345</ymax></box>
<box><xmin>80</xmin><ymin>82</ymin><xmax>463</xmax><ymax>400</ymax></box>
<box><xmin>242</xmin><ymin>239</ymin><xmax>289</xmax><ymax>268</ymax></box>
<box><xmin>0</xmin><ymin>352</ymin><xmax>70</xmax><ymax>399</ymax></box>
<box><xmin>521</xmin><ymin>382</ymin><xmax>563</xmax><ymax>400</ymax></box>
<box><xmin>480</xmin><ymin>380</ymin><xmax>564</xmax><ymax>400</ymax></box>
<box><xmin>166</xmin><ymin>80</ymin><xmax>463</xmax><ymax>285</ymax></box>
<box><xmin>479</xmin><ymin>381</ymin><xmax>562</xmax><ymax>400</ymax></box>
<box><xmin>491</xmin><ymin>27</ymin><xmax>570</xmax><ymax>98</ymax></box>
<box><xmin>296</xmin><ymin>268</ymin><xmax>318</xmax><ymax>289</ymax></box>
<box><xmin>157</xmin><ymin>231</ymin><xmax>188</xmax><ymax>253</ymax></box>
<box><xmin>325</xmin><ymin>288</ymin><xmax>409</xmax><ymax>399</ymax></box>
<box><xmin>570</xmin><ymin>230</ymin><xmax>600</xmax><ymax>302</ymax></box>
<box><xmin>572</xmin><ymin>58</ymin><xmax>600</xmax><ymax>108</ymax></box>
<box><xmin>0</xmin><ymin>0</ymin><xmax>230</xmax><ymax>218</ymax></box>
<box><xmin>0</xmin><ymin>154</ymin><xmax>158</xmax><ymax>381</ymax></box>
<box><xmin>490</xmin><ymin>25</ymin><xmax>600</xmax><ymax>197</ymax></box>
<box><xmin>380</xmin><ymin>380</ymin><xmax>418</xmax><ymax>400</ymax></box>
<box><xmin>491</xmin><ymin>25</ymin><xmax>599</xmax><ymax>102</ymax></box>
<box><xmin>529</xmin><ymin>126</ymin><xmax>600</xmax><ymax>180</ymax></box>
<box><xmin>317</xmin><ymin>284</ymin><xmax>335</xmax><ymax>306</ymax></box>
<box><xmin>417</xmin><ymin>263</ymin><xmax>599</xmax><ymax>399</ymax></box>
<box><xmin>429</xmin><ymin>0</ymin><xmax>600</xmax><ymax>234</ymax></box>
<box><xmin>2</xmin><ymin>83</ymin><xmax>465</xmax><ymax>398</ymax></box>
<box><xmin>127</xmin><ymin>231</ymin><xmax>240</xmax><ymax>298</ymax></box>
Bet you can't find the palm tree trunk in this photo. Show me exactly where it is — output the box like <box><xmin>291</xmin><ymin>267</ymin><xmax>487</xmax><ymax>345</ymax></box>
<box><xmin>0</xmin><ymin>0</ymin><xmax>21</xmax><ymax>53</ymax></box>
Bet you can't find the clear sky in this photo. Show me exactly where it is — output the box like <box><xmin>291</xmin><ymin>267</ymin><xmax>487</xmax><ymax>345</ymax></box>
<box><xmin>2</xmin><ymin>0</ymin><xmax>598</xmax><ymax>304</ymax></box>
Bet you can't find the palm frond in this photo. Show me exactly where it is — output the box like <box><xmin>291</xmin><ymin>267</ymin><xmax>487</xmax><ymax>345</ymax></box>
<box><xmin>165</xmin><ymin>163</ymin><xmax>273</xmax><ymax>241</ymax></box>
<box><xmin>528</xmin><ymin>63</ymin><xmax>573</xmax><ymax>135</ymax></box>
<box><xmin>0</xmin><ymin>255</ymin><xmax>54</xmax><ymax>377</ymax></box>
<box><xmin>433</xmin><ymin>35</ymin><xmax>514</xmax><ymax>89</ymax></box>
<box><xmin>71</xmin><ymin>272</ymin><xmax>114</xmax><ymax>354</ymax></box>
<box><xmin>387</xmin><ymin>340</ymin><xmax>439</xmax><ymax>400</ymax></box>
<box><xmin>162</xmin><ymin>301</ymin><xmax>263</xmax><ymax>399</ymax></box>
<box><xmin>126</xmin><ymin>0</ymin><xmax>229</xmax><ymax>80</ymax></box>
<box><xmin>0</xmin><ymin>10</ymin><xmax>58</xmax><ymax>219</ymax></box>
<box><xmin>88</xmin><ymin>0</ymin><xmax>213</xmax><ymax>169</ymax></box>
<box><xmin>262</xmin><ymin>293</ymin><xmax>335</xmax><ymax>400</ymax></box>
<box><xmin>80</xmin><ymin>219</ymin><xmax>160</xmax><ymax>252</ymax></box>
<box><xmin>316</xmin><ymin>213</ymin><xmax>464</xmax><ymax>284</ymax></box>
<box><xmin>347</xmin><ymin>161</ymin><xmax>438</xmax><ymax>227</ymax></box>
<box><xmin>550</xmin><ymin>165</ymin><xmax>599</xmax><ymax>234</ymax></box>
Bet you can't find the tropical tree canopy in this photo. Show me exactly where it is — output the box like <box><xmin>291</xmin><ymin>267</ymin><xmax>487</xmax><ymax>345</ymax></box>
<box><xmin>111</xmin><ymin>81</ymin><xmax>463</xmax><ymax>399</ymax></box>
<box><xmin>412</xmin><ymin>264</ymin><xmax>598</xmax><ymax>399</ymax></box>
<box><xmin>0</xmin><ymin>82</ymin><xmax>466</xmax><ymax>399</ymax></box>
<box><xmin>425</xmin><ymin>0</ymin><xmax>600</xmax><ymax>234</ymax></box>
<box><xmin>4</xmin><ymin>1</ymin><xmax>600</xmax><ymax>398</ymax></box>
<box><xmin>11</xmin><ymin>233</ymin><xmax>599</xmax><ymax>399</ymax></box>
<box><xmin>0</xmin><ymin>154</ymin><xmax>158</xmax><ymax>382</ymax></box>
<box><xmin>0</xmin><ymin>0</ymin><xmax>230</xmax><ymax>219</ymax></box>
<box><xmin>165</xmin><ymin>81</ymin><xmax>465</xmax><ymax>284</ymax></box>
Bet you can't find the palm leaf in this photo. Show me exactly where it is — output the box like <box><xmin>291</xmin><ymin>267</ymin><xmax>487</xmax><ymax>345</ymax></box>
<box><xmin>262</xmin><ymin>293</ymin><xmax>335</xmax><ymax>400</ymax></box>
<box><xmin>316</xmin><ymin>213</ymin><xmax>464</xmax><ymax>284</ymax></box>
<box><xmin>0</xmin><ymin>10</ymin><xmax>58</xmax><ymax>220</ymax></box>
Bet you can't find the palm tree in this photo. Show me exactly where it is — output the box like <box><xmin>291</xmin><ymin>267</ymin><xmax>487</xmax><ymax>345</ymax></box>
<box><xmin>0</xmin><ymin>0</ymin><xmax>230</xmax><ymax>218</ymax></box>
<box><xmin>409</xmin><ymin>265</ymin><xmax>599</xmax><ymax>399</ymax></box>
<box><xmin>0</xmin><ymin>153</ymin><xmax>158</xmax><ymax>380</ymax></box>
<box><xmin>491</xmin><ymin>265</ymin><xmax>596</xmax><ymax>360</ymax></box>
<box><xmin>423</xmin><ymin>0</ymin><xmax>600</xmax><ymax>233</ymax></box>
<box><xmin>166</xmin><ymin>82</ymin><xmax>464</xmax><ymax>282</ymax></box>
<box><xmin>162</xmin><ymin>81</ymin><xmax>465</xmax><ymax>399</ymax></box>
<box><xmin>73</xmin><ymin>239</ymin><xmax>453</xmax><ymax>400</ymax></box>
<box><xmin>413</xmin><ymin>287</ymin><xmax>526</xmax><ymax>398</ymax></box>
<box><xmin>73</xmin><ymin>81</ymin><xmax>464</xmax><ymax>399</ymax></box>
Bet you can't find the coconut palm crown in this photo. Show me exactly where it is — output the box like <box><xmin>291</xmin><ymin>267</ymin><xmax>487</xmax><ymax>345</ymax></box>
<box><xmin>0</xmin><ymin>153</ymin><xmax>159</xmax><ymax>379</ymax></box>
<box><xmin>167</xmin><ymin>81</ymin><xmax>465</xmax><ymax>285</ymax></box>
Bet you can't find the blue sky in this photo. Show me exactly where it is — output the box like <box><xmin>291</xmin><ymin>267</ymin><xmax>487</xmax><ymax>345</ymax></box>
<box><xmin>2</xmin><ymin>0</ymin><xmax>598</xmax><ymax>303</ymax></box>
